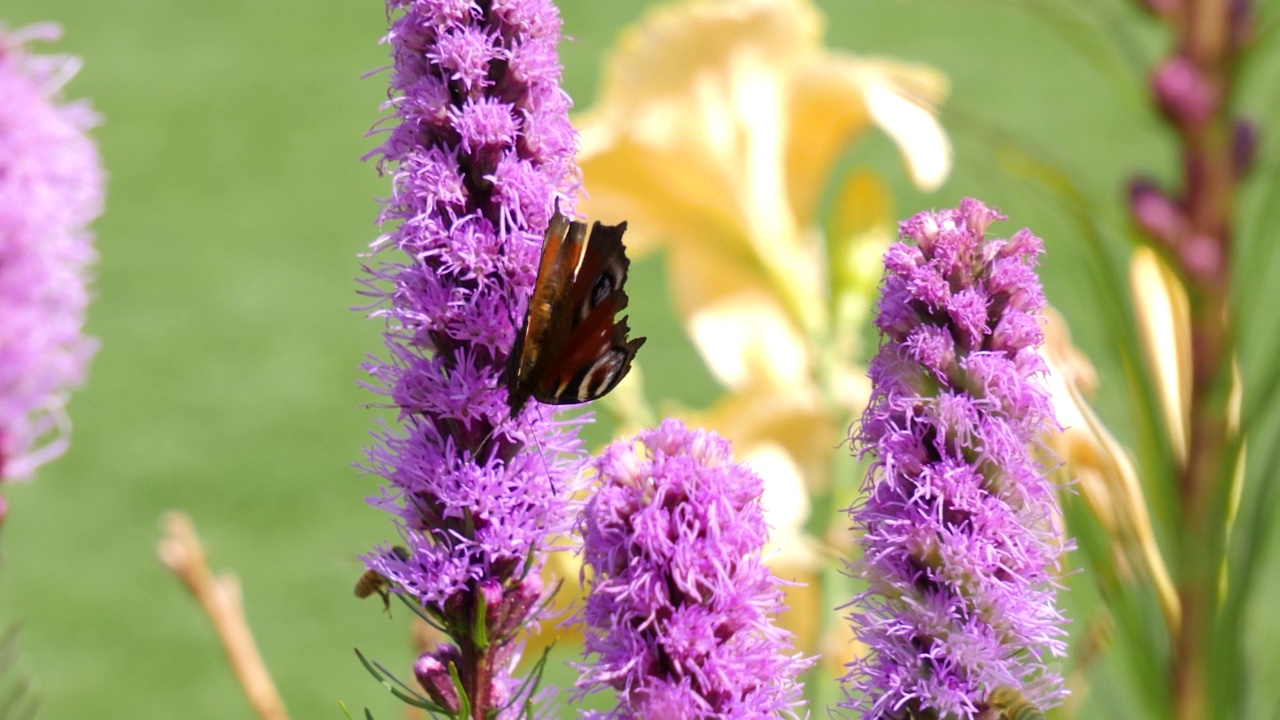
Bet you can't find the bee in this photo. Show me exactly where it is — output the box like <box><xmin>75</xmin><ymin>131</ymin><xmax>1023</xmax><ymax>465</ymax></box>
<box><xmin>354</xmin><ymin>546</ymin><xmax>410</xmax><ymax>616</ymax></box>
<box><xmin>976</xmin><ymin>686</ymin><xmax>1045</xmax><ymax>720</ymax></box>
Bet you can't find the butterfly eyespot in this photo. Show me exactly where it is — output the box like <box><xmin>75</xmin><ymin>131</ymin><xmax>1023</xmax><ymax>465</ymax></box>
<box><xmin>590</xmin><ymin>273</ymin><xmax>616</xmax><ymax>307</ymax></box>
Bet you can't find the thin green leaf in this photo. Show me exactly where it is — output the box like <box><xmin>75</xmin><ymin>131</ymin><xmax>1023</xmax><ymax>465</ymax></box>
<box><xmin>472</xmin><ymin>589</ymin><xmax>489</xmax><ymax>651</ymax></box>
<box><xmin>394</xmin><ymin>593</ymin><xmax>448</xmax><ymax>634</ymax></box>
<box><xmin>497</xmin><ymin>644</ymin><xmax>554</xmax><ymax>717</ymax></box>
<box><xmin>446</xmin><ymin>658</ymin><xmax>470</xmax><ymax>720</ymax></box>
<box><xmin>352</xmin><ymin>648</ymin><xmax>442</xmax><ymax>713</ymax></box>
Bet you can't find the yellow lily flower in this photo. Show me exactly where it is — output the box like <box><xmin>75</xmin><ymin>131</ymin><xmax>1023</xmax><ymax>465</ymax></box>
<box><xmin>1130</xmin><ymin>247</ymin><xmax>1192</xmax><ymax>467</ymax></box>
<box><xmin>571</xmin><ymin>0</ymin><xmax>951</xmax><ymax>663</ymax></box>
<box><xmin>577</xmin><ymin>0</ymin><xmax>951</xmax><ymax>393</ymax></box>
<box><xmin>1041</xmin><ymin>308</ymin><xmax>1180</xmax><ymax>636</ymax></box>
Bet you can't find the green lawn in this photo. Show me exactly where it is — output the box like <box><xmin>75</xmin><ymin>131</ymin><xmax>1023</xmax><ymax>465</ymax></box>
<box><xmin>2</xmin><ymin>0</ymin><xmax>1278</xmax><ymax>717</ymax></box>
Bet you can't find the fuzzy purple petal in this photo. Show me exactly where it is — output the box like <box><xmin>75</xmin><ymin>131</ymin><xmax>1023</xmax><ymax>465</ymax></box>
<box><xmin>577</xmin><ymin>419</ymin><xmax>812</xmax><ymax>719</ymax></box>
<box><xmin>845</xmin><ymin>199</ymin><xmax>1069</xmax><ymax>719</ymax></box>
<box><xmin>0</xmin><ymin>25</ymin><xmax>102</xmax><ymax>481</ymax></box>
<box><xmin>358</xmin><ymin>1</ymin><xmax>583</xmax><ymax>714</ymax></box>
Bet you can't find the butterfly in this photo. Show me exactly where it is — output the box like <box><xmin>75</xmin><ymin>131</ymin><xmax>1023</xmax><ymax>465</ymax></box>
<box><xmin>502</xmin><ymin>210</ymin><xmax>646</xmax><ymax>417</ymax></box>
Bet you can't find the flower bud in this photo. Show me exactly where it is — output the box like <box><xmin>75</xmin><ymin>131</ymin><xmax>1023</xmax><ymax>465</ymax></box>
<box><xmin>1128</xmin><ymin>178</ymin><xmax>1186</xmax><ymax>247</ymax></box>
<box><xmin>1152</xmin><ymin>56</ymin><xmax>1218</xmax><ymax>127</ymax></box>
<box><xmin>413</xmin><ymin>647</ymin><xmax>462</xmax><ymax>714</ymax></box>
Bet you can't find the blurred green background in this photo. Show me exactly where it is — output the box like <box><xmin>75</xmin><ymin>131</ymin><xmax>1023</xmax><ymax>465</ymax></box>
<box><xmin>1</xmin><ymin>0</ymin><xmax>1279</xmax><ymax>717</ymax></box>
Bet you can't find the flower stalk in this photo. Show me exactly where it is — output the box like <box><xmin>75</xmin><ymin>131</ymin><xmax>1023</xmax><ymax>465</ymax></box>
<box><xmin>845</xmin><ymin>200</ymin><xmax>1068</xmax><ymax>718</ymax></box>
<box><xmin>359</xmin><ymin>1</ymin><xmax>582</xmax><ymax>716</ymax></box>
<box><xmin>1126</xmin><ymin>1</ymin><xmax>1253</xmax><ymax>717</ymax></box>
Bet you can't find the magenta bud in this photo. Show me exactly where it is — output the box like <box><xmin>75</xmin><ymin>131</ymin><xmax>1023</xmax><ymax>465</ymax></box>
<box><xmin>494</xmin><ymin>574</ymin><xmax>543</xmax><ymax>637</ymax></box>
<box><xmin>1232</xmin><ymin>119</ymin><xmax>1258</xmax><ymax>180</ymax></box>
<box><xmin>414</xmin><ymin>647</ymin><xmax>462</xmax><ymax>713</ymax></box>
<box><xmin>1180</xmin><ymin>233</ymin><xmax>1224</xmax><ymax>280</ymax></box>
<box><xmin>1152</xmin><ymin>56</ymin><xmax>1218</xmax><ymax>127</ymax></box>
<box><xmin>1128</xmin><ymin>179</ymin><xmax>1185</xmax><ymax>246</ymax></box>
<box><xmin>477</xmin><ymin>578</ymin><xmax>504</xmax><ymax>633</ymax></box>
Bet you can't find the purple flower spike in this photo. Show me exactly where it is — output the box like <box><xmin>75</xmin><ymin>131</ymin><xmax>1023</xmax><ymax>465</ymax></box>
<box><xmin>359</xmin><ymin>0</ymin><xmax>582</xmax><ymax>715</ymax></box>
<box><xmin>577</xmin><ymin>419</ymin><xmax>812</xmax><ymax>720</ymax></box>
<box><xmin>0</xmin><ymin>25</ymin><xmax>102</xmax><ymax>482</ymax></box>
<box><xmin>845</xmin><ymin>199</ymin><xmax>1069</xmax><ymax>719</ymax></box>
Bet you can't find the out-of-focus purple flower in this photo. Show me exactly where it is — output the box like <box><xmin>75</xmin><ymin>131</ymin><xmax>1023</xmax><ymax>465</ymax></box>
<box><xmin>1152</xmin><ymin>56</ymin><xmax>1218</xmax><ymax>128</ymax></box>
<box><xmin>1127</xmin><ymin>178</ymin><xmax>1185</xmax><ymax>247</ymax></box>
<box><xmin>1231</xmin><ymin>118</ymin><xmax>1257</xmax><ymax>181</ymax></box>
<box><xmin>0</xmin><ymin>24</ymin><xmax>101</xmax><ymax>482</ymax></box>
<box><xmin>358</xmin><ymin>1</ymin><xmax>581</xmax><ymax>715</ymax></box>
<box><xmin>844</xmin><ymin>199</ymin><xmax>1068</xmax><ymax>719</ymax></box>
<box><xmin>577</xmin><ymin>418</ymin><xmax>812</xmax><ymax>719</ymax></box>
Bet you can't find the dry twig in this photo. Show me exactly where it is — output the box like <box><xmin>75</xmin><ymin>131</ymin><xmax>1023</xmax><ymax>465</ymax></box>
<box><xmin>157</xmin><ymin>511</ymin><xmax>289</xmax><ymax>720</ymax></box>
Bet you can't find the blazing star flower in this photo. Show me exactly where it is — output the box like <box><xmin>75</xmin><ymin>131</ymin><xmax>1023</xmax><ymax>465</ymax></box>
<box><xmin>845</xmin><ymin>199</ymin><xmax>1068</xmax><ymax>718</ymax></box>
<box><xmin>577</xmin><ymin>418</ymin><xmax>812</xmax><ymax>719</ymax></box>
<box><xmin>358</xmin><ymin>1</ymin><xmax>581</xmax><ymax>714</ymax></box>
<box><xmin>0</xmin><ymin>24</ymin><xmax>101</xmax><ymax>483</ymax></box>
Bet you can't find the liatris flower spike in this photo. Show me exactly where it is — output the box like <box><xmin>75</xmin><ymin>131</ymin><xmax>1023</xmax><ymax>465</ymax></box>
<box><xmin>577</xmin><ymin>418</ymin><xmax>812</xmax><ymax>719</ymax></box>
<box><xmin>358</xmin><ymin>0</ymin><xmax>582</xmax><ymax>715</ymax></box>
<box><xmin>0</xmin><ymin>24</ymin><xmax>102</xmax><ymax>484</ymax></box>
<box><xmin>845</xmin><ymin>199</ymin><xmax>1068</xmax><ymax>719</ymax></box>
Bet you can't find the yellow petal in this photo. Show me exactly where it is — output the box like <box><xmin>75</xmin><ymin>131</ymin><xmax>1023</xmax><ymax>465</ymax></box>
<box><xmin>787</xmin><ymin>55</ymin><xmax>950</xmax><ymax>223</ymax></box>
<box><xmin>691</xmin><ymin>387</ymin><xmax>840</xmax><ymax>495</ymax></box>
<box><xmin>664</xmin><ymin>238</ymin><xmax>819</xmax><ymax>388</ymax></box>
<box><xmin>859</xmin><ymin>59</ymin><xmax>952</xmax><ymax>191</ymax></box>
<box><xmin>1130</xmin><ymin>247</ymin><xmax>1191</xmax><ymax>466</ymax></box>
<box><xmin>1041</xmin><ymin>309</ymin><xmax>1180</xmax><ymax>634</ymax></box>
<box><xmin>687</xmin><ymin>291</ymin><xmax>810</xmax><ymax>392</ymax></box>
<box><xmin>744</xmin><ymin>441</ymin><xmax>821</xmax><ymax>571</ymax></box>
<box><xmin>577</xmin><ymin>0</ymin><xmax>817</xmax><ymax>259</ymax></box>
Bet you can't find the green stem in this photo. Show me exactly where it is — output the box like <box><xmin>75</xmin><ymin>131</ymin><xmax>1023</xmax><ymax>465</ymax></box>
<box><xmin>1169</xmin><ymin>1</ymin><xmax>1238</xmax><ymax>719</ymax></box>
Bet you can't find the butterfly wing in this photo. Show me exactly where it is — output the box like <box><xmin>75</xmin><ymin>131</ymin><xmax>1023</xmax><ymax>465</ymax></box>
<box><xmin>540</xmin><ymin>291</ymin><xmax>646</xmax><ymax>404</ymax></box>
<box><xmin>503</xmin><ymin>211</ymin><xmax>585</xmax><ymax>415</ymax></box>
<box><xmin>532</xmin><ymin>220</ymin><xmax>647</xmax><ymax>405</ymax></box>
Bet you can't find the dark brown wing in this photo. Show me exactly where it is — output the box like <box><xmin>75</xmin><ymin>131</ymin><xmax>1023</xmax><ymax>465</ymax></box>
<box><xmin>503</xmin><ymin>214</ymin><xmax>646</xmax><ymax>416</ymax></box>
<box><xmin>540</xmin><ymin>292</ymin><xmax>646</xmax><ymax>405</ymax></box>
<box><xmin>503</xmin><ymin>211</ymin><xmax>585</xmax><ymax>416</ymax></box>
<box><xmin>529</xmin><ymin>220</ymin><xmax>646</xmax><ymax>406</ymax></box>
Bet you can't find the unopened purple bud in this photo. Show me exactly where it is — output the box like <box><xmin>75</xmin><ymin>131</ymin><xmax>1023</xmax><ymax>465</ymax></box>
<box><xmin>414</xmin><ymin>648</ymin><xmax>462</xmax><ymax>714</ymax></box>
<box><xmin>1128</xmin><ymin>178</ymin><xmax>1186</xmax><ymax>246</ymax></box>
<box><xmin>493</xmin><ymin>574</ymin><xmax>543</xmax><ymax>638</ymax></box>
<box><xmin>1232</xmin><ymin>119</ymin><xmax>1258</xmax><ymax>180</ymax></box>
<box><xmin>1180</xmin><ymin>233</ymin><xmax>1223</xmax><ymax>280</ymax></box>
<box><xmin>1152</xmin><ymin>56</ymin><xmax>1218</xmax><ymax>127</ymax></box>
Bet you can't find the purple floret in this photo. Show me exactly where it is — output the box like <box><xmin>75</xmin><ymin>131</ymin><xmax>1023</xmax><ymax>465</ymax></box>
<box><xmin>0</xmin><ymin>25</ymin><xmax>102</xmax><ymax>481</ymax></box>
<box><xmin>578</xmin><ymin>419</ymin><xmax>812</xmax><ymax>720</ymax></box>
<box><xmin>358</xmin><ymin>0</ymin><xmax>583</xmax><ymax>712</ymax></box>
<box><xmin>845</xmin><ymin>199</ymin><xmax>1069</xmax><ymax>719</ymax></box>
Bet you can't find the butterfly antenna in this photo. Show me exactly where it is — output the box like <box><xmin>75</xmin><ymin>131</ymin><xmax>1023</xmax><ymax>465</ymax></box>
<box><xmin>522</xmin><ymin>413</ymin><xmax>558</xmax><ymax>496</ymax></box>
